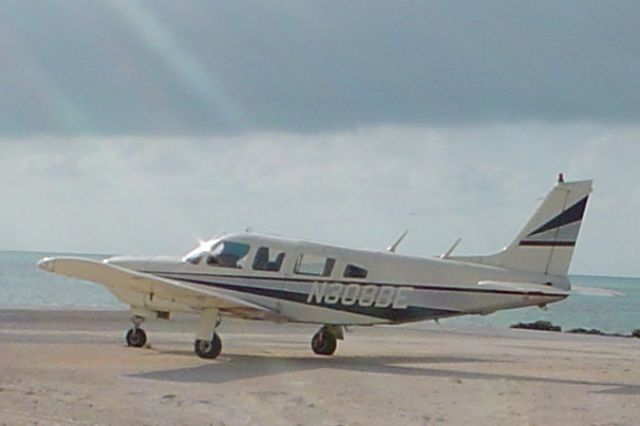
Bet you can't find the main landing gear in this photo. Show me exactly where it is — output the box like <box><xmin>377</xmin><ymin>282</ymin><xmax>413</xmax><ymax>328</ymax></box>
<box><xmin>125</xmin><ymin>315</ymin><xmax>147</xmax><ymax>348</ymax></box>
<box><xmin>194</xmin><ymin>308</ymin><xmax>222</xmax><ymax>359</ymax></box>
<box><xmin>311</xmin><ymin>325</ymin><xmax>344</xmax><ymax>356</ymax></box>
<box><xmin>194</xmin><ymin>334</ymin><xmax>222</xmax><ymax>359</ymax></box>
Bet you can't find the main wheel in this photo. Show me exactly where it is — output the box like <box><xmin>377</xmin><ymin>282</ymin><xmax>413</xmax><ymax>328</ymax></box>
<box><xmin>125</xmin><ymin>328</ymin><xmax>147</xmax><ymax>348</ymax></box>
<box><xmin>194</xmin><ymin>333</ymin><xmax>222</xmax><ymax>359</ymax></box>
<box><xmin>311</xmin><ymin>331</ymin><xmax>337</xmax><ymax>356</ymax></box>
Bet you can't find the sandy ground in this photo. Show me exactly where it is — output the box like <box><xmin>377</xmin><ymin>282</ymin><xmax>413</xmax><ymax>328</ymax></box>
<box><xmin>0</xmin><ymin>309</ymin><xmax>638</xmax><ymax>426</ymax></box>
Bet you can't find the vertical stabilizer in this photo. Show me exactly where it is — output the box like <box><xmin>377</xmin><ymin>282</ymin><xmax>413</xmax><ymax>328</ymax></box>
<box><xmin>453</xmin><ymin>175</ymin><xmax>592</xmax><ymax>276</ymax></box>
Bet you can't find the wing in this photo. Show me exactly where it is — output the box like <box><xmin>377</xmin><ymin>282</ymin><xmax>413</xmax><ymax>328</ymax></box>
<box><xmin>38</xmin><ymin>257</ymin><xmax>286</xmax><ymax>321</ymax></box>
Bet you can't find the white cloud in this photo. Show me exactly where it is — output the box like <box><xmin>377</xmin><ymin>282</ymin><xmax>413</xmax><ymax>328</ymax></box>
<box><xmin>1</xmin><ymin>122</ymin><xmax>638</xmax><ymax>275</ymax></box>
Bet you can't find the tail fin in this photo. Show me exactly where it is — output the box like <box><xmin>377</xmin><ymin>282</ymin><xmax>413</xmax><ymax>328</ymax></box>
<box><xmin>452</xmin><ymin>175</ymin><xmax>592</xmax><ymax>276</ymax></box>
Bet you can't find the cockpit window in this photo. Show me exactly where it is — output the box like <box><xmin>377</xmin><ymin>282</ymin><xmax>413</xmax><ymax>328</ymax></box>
<box><xmin>344</xmin><ymin>264</ymin><xmax>368</xmax><ymax>279</ymax></box>
<box><xmin>294</xmin><ymin>253</ymin><xmax>335</xmax><ymax>277</ymax></box>
<box><xmin>206</xmin><ymin>241</ymin><xmax>250</xmax><ymax>269</ymax></box>
<box><xmin>252</xmin><ymin>247</ymin><xmax>285</xmax><ymax>272</ymax></box>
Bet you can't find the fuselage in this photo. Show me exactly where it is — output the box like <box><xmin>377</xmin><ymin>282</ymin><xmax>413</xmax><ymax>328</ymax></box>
<box><xmin>105</xmin><ymin>233</ymin><xmax>569</xmax><ymax>326</ymax></box>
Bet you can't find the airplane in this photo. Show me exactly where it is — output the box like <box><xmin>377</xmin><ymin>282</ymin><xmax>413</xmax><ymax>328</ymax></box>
<box><xmin>37</xmin><ymin>174</ymin><xmax>592</xmax><ymax>360</ymax></box>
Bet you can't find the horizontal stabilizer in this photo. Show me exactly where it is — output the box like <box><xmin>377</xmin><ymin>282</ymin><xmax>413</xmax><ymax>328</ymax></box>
<box><xmin>478</xmin><ymin>280</ymin><xmax>569</xmax><ymax>297</ymax></box>
<box><xmin>571</xmin><ymin>286</ymin><xmax>625</xmax><ymax>297</ymax></box>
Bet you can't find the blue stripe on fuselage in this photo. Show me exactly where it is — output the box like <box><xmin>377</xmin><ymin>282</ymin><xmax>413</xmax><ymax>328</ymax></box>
<box><xmin>153</xmin><ymin>272</ymin><xmax>459</xmax><ymax>322</ymax></box>
<box><xmin>142</xmin><ymin>271</ymin><xmax>564</xmax><ymax>322</ymax></box>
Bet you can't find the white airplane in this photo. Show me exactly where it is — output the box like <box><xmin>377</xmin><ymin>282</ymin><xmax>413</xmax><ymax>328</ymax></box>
<box><xmin>38</xmin><ymin>175</ymin><xmax>592</xmax><ymax>360</ymax></box>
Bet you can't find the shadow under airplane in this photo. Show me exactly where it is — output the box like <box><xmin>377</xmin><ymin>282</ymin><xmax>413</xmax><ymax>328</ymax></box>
<box><xmin>130</xmin><ymin>351</ymin><xmax>639</xmax><ymax>396</ymax></box>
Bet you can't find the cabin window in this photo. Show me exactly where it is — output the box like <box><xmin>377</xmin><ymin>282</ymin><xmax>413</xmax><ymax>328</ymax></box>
<box><xmin>252</xmin><ymin>246</ymin><xmax>285</xmax><ymax>272</ymax></box>
<box><xmin>294</xmin><ymin>254</ymin><xmax>335</xmax><ymax>277</ymax></box>
<box><xmin>206</xmin><ymin>241</ymin><xmax>250</xmax><ymax>269</ymax></box>
<box><xmin>343</xmin><ymin>264</ymin><xmax>368</xmax><ymax>279</ymax></box>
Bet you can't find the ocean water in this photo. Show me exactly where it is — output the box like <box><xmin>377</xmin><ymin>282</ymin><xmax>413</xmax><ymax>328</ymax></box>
<box><xmin>446</xmin><ymin>275</ymin><xmax>640</xmax><ymax>334</ymax></box>
<box><xmin>0</xmin><ymin>250</ymin><xmax>638</xmax><ymax>334</ymax></box>
<box><xmin>0</xmin><ymin>250</ymin><xmax>122</xmax><ymax>309</ymax></box>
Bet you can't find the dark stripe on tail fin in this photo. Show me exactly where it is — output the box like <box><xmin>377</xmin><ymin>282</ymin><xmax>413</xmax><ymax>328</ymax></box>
<box><xmin>519</xmin><ymin>240</ymin><xmax>576</xmax><ymax>247</ymax></box>
<box><xmin>526</xmin><ymin>196</ymin><xmax>589</xmax><ymax>237</ymax></box>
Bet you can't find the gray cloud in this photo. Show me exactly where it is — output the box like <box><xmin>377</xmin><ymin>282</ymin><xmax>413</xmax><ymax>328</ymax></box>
<box><xmin>0</xmin><ymin>1</ymin><xmax>638</xmax><ymax>136</ymax></box>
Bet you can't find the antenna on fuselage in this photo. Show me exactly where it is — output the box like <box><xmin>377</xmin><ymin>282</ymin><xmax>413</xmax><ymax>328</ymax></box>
<box><xmin>440</xmin><ymin>237</ymin><xmax>462</xmax><ymax>259</ymax></box>
<box><xmin>387</xmin><ymin>230</ymin><xmax>408</xmax><ymax>252</ymax></box>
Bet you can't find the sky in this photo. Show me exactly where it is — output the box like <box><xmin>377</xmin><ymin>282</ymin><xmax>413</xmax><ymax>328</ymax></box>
<box><xmin>0</xmin><ymin>1</ymin><xmax>639</xmax><ymax>276</ymax></box>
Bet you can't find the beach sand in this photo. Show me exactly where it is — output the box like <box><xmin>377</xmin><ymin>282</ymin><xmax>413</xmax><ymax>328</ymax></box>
<box><xmin>0</xmin><ymin>309</ymin><xmax>638</xmax><ymax>426</ymax></box>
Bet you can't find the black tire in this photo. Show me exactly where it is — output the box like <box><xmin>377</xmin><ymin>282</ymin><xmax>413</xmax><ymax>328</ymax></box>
<box><xmin>311</xmin><ymin>331</ymin><xmax>337</xmax><ymax>356</ymax></box>
<box><xmin>125</xmin><ymin>328</ymin><xmax>147</xmax><ymax>348</ymax></box>
<box><xmin>194</xmin><ymin>334</ymin><xmax>222</xmax><ymax>359</ymax></box>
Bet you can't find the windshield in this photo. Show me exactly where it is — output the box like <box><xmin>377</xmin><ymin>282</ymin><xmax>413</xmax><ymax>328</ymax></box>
<box><xmin>183</xmin><ymin>239</ymin><xmax>219</xmax><ymax>265</ymax></box>
<box><xmin>183</xmin><ymin>246</ymin><xmax>209</xmax><ymax>265</ymax></box>
<box><xmin>184</xmin><ymin>250</ymin><xmax>206</xmax><ymax>265</ymax></box>
<box><xmin>206</xmin><ymin>241</ymin><xmax>251</xmax><ymax>269</ymax></box>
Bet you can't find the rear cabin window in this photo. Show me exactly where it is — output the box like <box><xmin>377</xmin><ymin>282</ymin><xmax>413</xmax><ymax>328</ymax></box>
<box><xmin>252</xmin><ymin>246</ymin><xmax>285</xmax><ymax>272</ymax></box>
<box><xmin>206</xmin><ymin>241</ymin><xmax>250</xmax><ymax>269</ymax></box>
<box><xmin>294</xmin><ymin>254</ymin><xmax>335</xmax><ymax>277</ymax></box>
<box><xmin>343</xmin><ymin>264</ymin><xmax>368</xmax><ymax>279</ymax></box>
